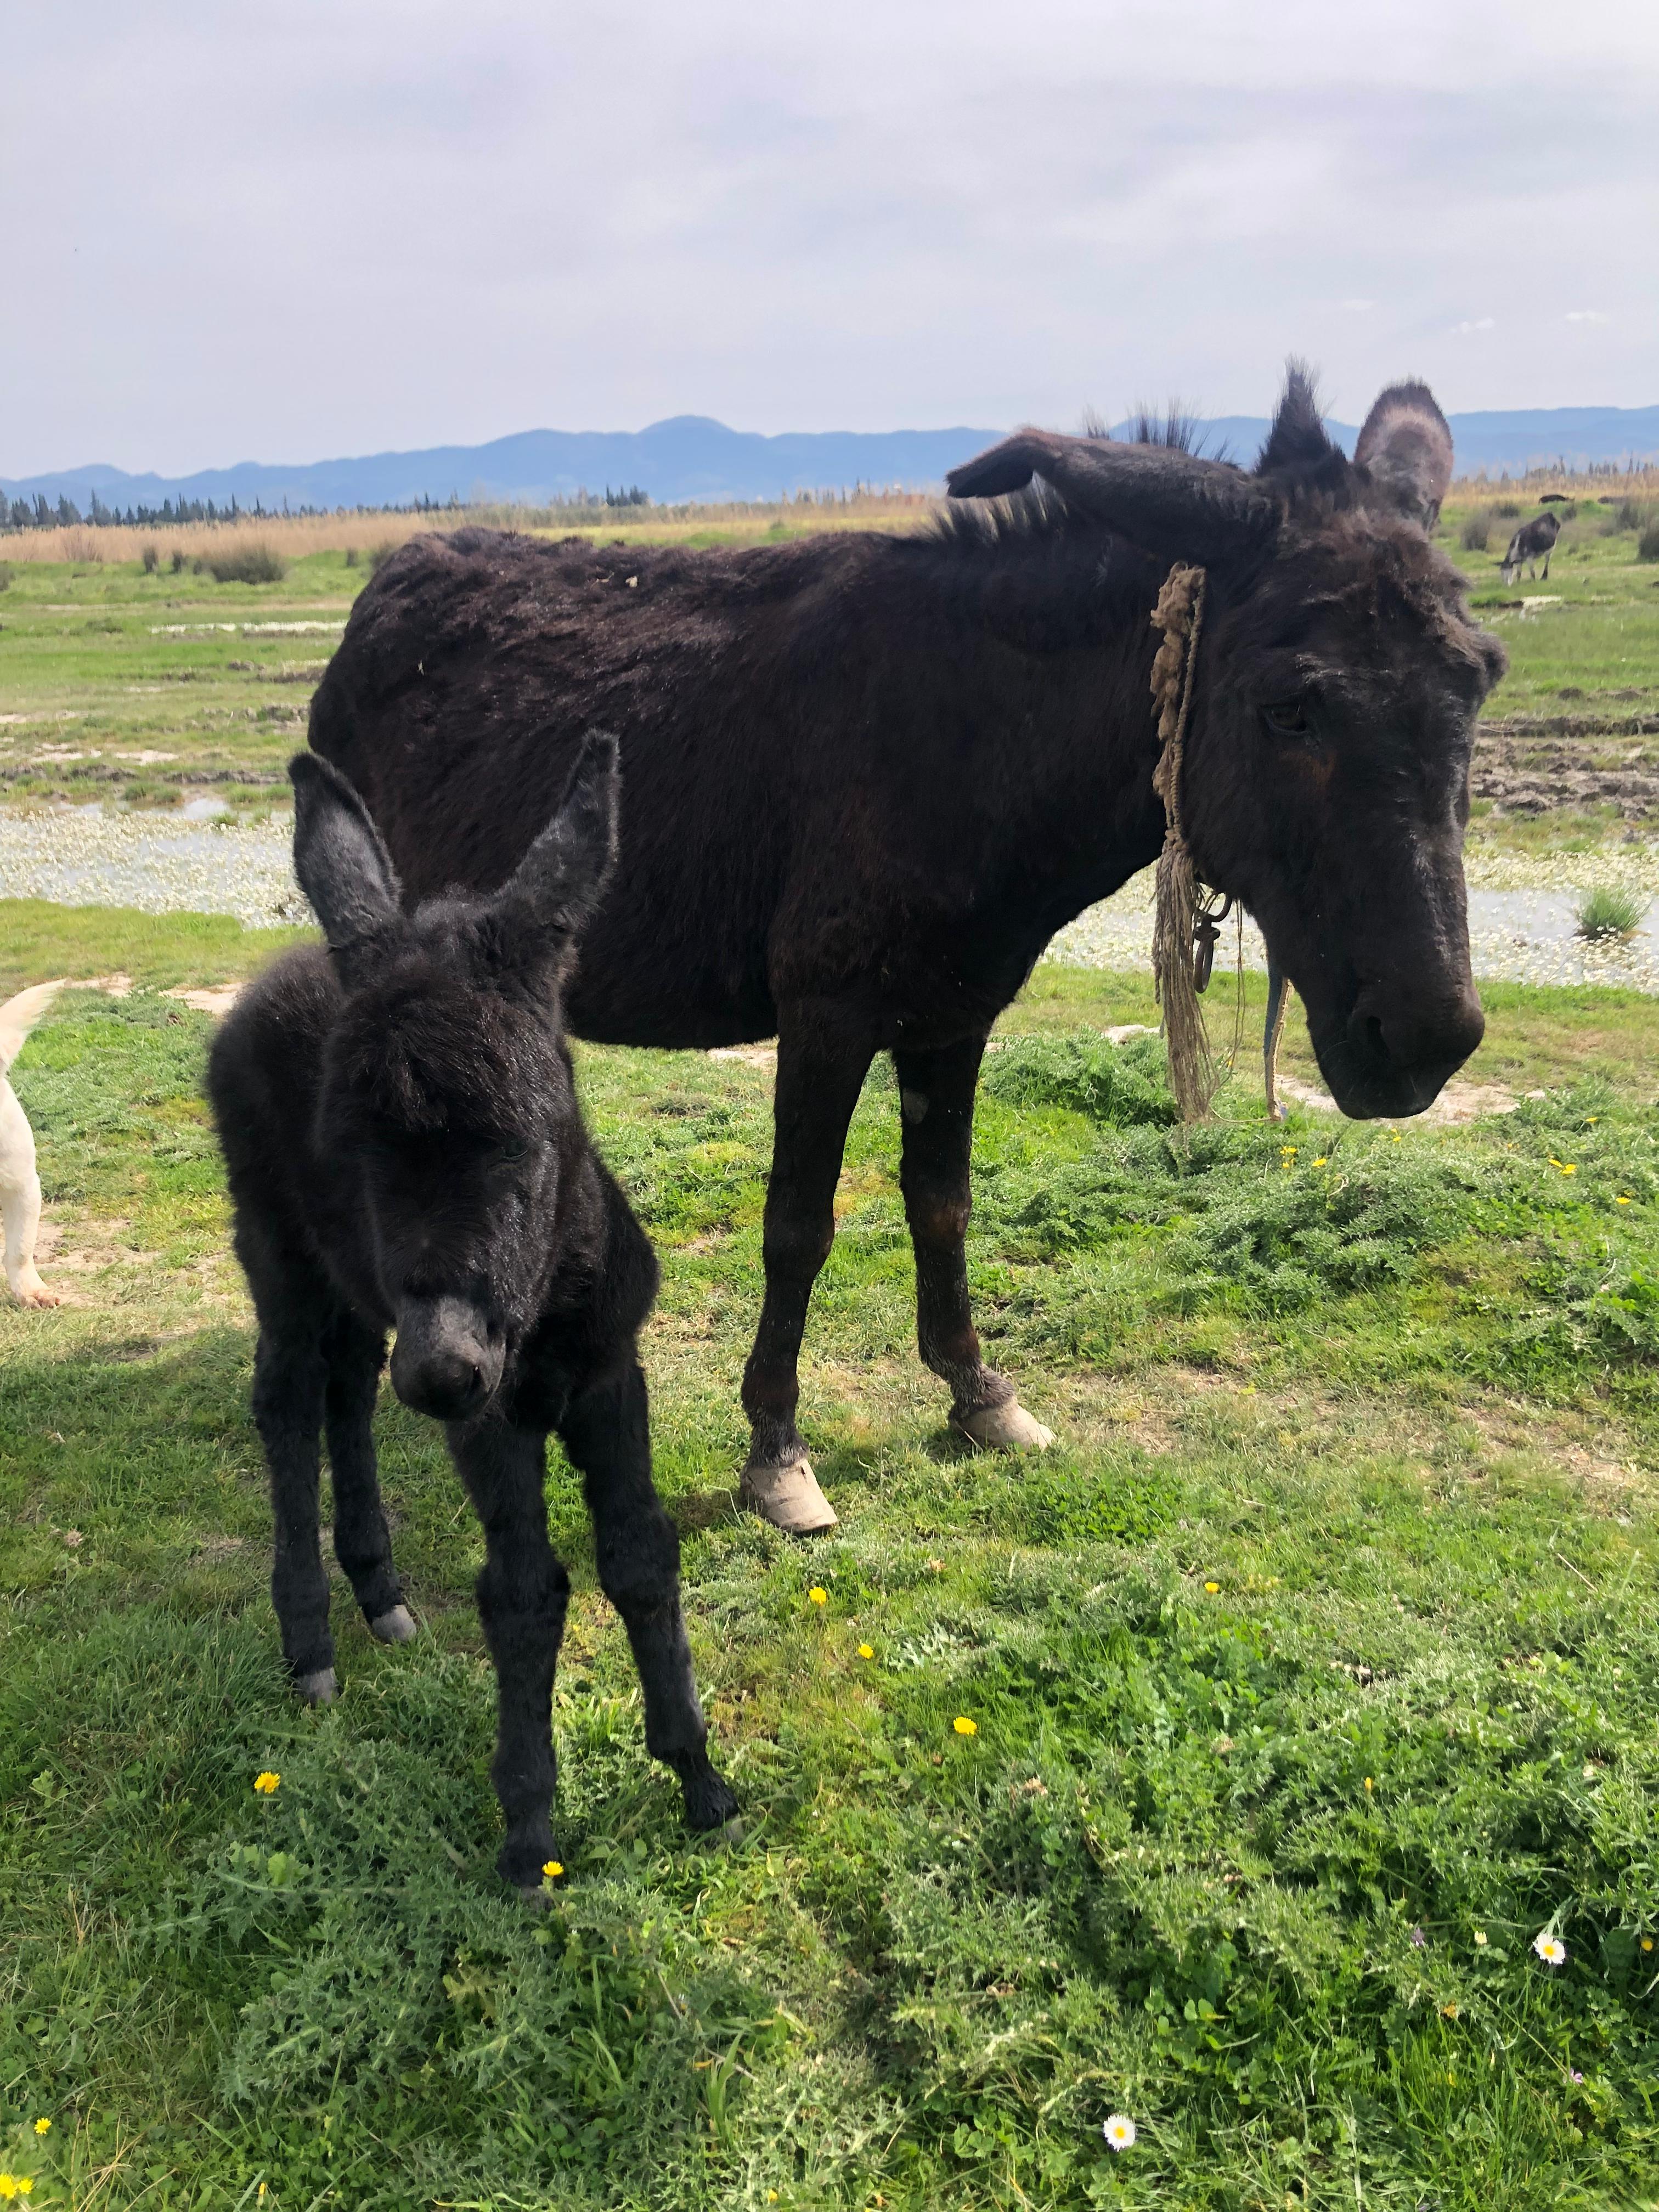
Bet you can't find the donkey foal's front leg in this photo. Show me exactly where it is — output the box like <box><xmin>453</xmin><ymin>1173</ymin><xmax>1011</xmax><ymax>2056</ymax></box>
<box><xmin>450</xmin><ymin>1416</ymin><xmax>570</xmax><ymax>1891</ymax></box>
<box><xmin>562</xmin><ymin>1361</ymin><xmax>738</xmax><ymax>1832</ymax></box>
<box><xmin>323</xmin><ymin>1313</ymin><xmax>413</xmax><ymax>1643</ymax></box>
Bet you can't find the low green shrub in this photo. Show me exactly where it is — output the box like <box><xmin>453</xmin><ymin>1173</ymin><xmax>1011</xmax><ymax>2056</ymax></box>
<box><xmin>1460</xmin><ymin>511</ymin><xmax>1491</xmax><ymax>552</ymax></box>
<box><xmin>1576</xmin><ymin>885</ymin><xmax>1648</xmax><ymax>941</ymax></box>
<box><xmin>981</xmin><ymin>1031</ymin><xmax>1175</xmax><ymax>1127</ymax></box>
<box><xmin>1638</xmin><ymin>519</ymin><xmax>1659</xmax><ymax>562</ymax></box>
<box><xmin>140</xmin><ymin>543</ymin><xmax>159</xmax><ymax>573</ymax></box>
<box><xmin>205</xmin><ymin>543</ymin><xmax>287</xmax><ymax>585</ymax></box>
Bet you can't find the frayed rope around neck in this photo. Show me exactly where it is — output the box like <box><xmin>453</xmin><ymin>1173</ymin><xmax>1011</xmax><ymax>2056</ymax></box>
<box><xmin>1149</xmin><ymin>562</ymin><xmax>1226</xmax><ymax>1122</ymax></box>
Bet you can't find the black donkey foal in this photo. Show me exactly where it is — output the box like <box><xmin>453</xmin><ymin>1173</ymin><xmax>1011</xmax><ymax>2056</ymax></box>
<box><xmin>208</xmin><ymin>733</ymin><xmax>736</xmax><ymax>1889</ymax></box>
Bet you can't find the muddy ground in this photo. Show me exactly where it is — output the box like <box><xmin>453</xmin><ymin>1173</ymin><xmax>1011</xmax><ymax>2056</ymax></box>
<box><xmin>1474</xmin><ymin>715</ymin><xmax>1659</xmax><ymax>819</ymax></box>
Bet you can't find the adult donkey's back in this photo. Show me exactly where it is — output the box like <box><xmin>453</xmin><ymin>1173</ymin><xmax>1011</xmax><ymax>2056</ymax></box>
<box><xmin>311</xmin><ymin>369</ymin><xmax>1505</xmax><ymax>1533</ymax></box>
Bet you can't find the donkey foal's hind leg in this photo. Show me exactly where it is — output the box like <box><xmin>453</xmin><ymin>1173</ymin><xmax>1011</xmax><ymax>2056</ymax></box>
<box><xmin>323</xmin><ymin>1313</ymin><xmax>413</xmax><ymax>1642</ymax></box>
<box><xmin>894</xmin><ymin>1035</ymin><xmax>1054</xmax><ymax>1454</ymax></box>
<box><xmin>451</xmin><ymin>1417</ymin><xmax>570</xmax><ymax>1892</ymax></box>
<box><xmin>563</xmin><ymin>1361</ymin><xmax>737</xmax><ymax>1832</ymax></box>
<box><xmin>252</xmin><ymin>1323</ymin><xmax>337</xmax><ymax>1702</ymax></box>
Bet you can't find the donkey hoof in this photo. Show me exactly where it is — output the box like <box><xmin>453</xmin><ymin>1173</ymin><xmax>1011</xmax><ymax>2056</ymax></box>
<box><xmin>297</xmin><ymin>1666</ymin><xmax>338</xmax><ymax>1705</ymax></box>
<box><xmin>672</xmin><ymin>1750</ymin><xmax>741</xmax><ymax>1832</ymax></box>
<box><xmin>740</xmin><ymin>1450</ymin><xmax>838</xmax><ymax>1534</ymax></box>
<box><xmin>951</xmin><ymin>1399</ymin><xmax>1056</xmax><ymax>1453</ymax></box>
<box><xmin>369</xmin><ymin>1604</ymin><xmax>417</xmax><ymax>1644</ymax></box>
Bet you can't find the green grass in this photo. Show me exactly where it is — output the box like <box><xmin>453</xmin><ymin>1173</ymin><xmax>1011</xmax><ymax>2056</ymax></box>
<box><xmin>1435</xmin><ymin>495</ymin><xmax>1659</xmax><ymax>724</ymax></box>
<box><xmin>3</xmin><ymin>506</ymin><xmax>1657</xmax><ymax>821</ymax></box>
<box><xmin>4</xmin><ymin>919</ymin><xmax>1659</xmax><ymax>2209</ymax></box>
<box><xmin>1576</xmin><ymin>887</ymin><xmax>1651</xmax><ymax>943</ymax></box>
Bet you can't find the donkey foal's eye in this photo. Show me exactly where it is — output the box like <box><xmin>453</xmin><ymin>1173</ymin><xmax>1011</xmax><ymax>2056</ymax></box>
<box><xmin>495</xmin><ymin>1139</ymin><xmax>529</xmax><ymax>1164</ymax></box>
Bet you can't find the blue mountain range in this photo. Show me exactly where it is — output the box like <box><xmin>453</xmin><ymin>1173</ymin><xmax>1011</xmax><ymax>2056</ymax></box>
<box><xmin>6</xmin><ymin>406</ymin><xmax>1657</xmax><ymax>515</ymax></box>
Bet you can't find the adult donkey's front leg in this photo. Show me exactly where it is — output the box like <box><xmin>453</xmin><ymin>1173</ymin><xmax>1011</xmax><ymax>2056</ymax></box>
<box><xmin>893</xmin><ymin>1032</ymin><xmax>1054</xmax><ymax>1453</ymax></box>
<box><xmin>740</xmin><ymin>1000</ymin><xmax>876</xmax><ymax>1534</ymax></box>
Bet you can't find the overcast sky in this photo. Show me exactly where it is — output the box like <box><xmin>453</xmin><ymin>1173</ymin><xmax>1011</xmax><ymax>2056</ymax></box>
<box><xmin>4</xmin><ymin>0</ymin><xmax>1656</xmax><ymax>475</ymax></box>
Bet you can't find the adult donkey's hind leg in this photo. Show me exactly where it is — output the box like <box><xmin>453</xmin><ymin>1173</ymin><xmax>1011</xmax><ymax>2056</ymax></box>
<box><xmin>893</xmin><ymin>1033</ymin><xmax>1054</xmax><ymax>1453</ymax></box>
<box><xmin>739</xmin><ymin>1001</ymin><xmax>876</xmax><ymax>1534</ymax></box>
<box><xmin>561</xmin><ymin>1357</ymin><xmax>737</xmax><ymax>1831</ymax></box>
<box><xmin>322</xmin><ymin>1311</ymin><xmax>414</xmax><ymax>1645</ymax></box>
<box><xmin>449</xmin><ymin>1414</ymin><xmax>570</xmax><ymax>1892</ymax></box>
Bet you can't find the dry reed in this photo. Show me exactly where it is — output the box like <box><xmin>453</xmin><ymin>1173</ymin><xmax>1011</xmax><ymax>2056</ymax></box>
<box><xmin>0</xmin><ymin>488</ymin><xmax>940</xmax><ymax>567</ymax></box>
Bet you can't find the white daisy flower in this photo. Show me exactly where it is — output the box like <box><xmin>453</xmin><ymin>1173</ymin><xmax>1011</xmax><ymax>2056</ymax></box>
<box><xmin>1103</xmin><ymin>2114</ymin><xmax>1136</xmax><ymax>2151</ymax></box>
<box><xmin>1533</xmin><ymin>1931</ymin><xmax>1567</xmax><ymax>1966</ymax></box>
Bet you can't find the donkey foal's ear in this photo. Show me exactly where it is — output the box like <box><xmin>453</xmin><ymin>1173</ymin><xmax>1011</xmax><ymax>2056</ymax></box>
<box><xmin>494</xmin><ymin>730</ymin><xmax>620</xmax><ymax>944</ymax></box>
<box><xmin>289</xmin><ymin>752</ymin><xmax>404</xmax><ymax>960</ymax></box>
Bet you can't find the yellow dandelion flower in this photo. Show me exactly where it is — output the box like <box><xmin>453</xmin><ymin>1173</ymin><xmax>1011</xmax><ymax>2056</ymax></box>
<box><xmin>808</xmin><ymin>1587</ymin><xmax>827</xmax><ymax>1606</ymax></box>
<box><xmin>1391</xmin><ymin>1130</ymin><xmax>1402</xmax><ymax>1142</ymax></box>
<box><xmin>1617</xmin><ymin>1195</ymin><xmax>1632</xmax><ymax>1205</ymax></box>
<box><xmin>767</xmin><ymin>2194</ymin><xmax>779</xmax><ymax>2204</ymax></box>
<box><xmin>31</xmin><ymin>2120</ymin><xmax>49</xmax><ymax>2137</ymax></box>
<box><xmin>1363</xmin><ymin>1776</ymin><xmax>1374</xmax><ymax>1792</ymax></box>
<box><xmin>1203</xmin><ymin>1580</ymin><xmax>1220</xmax><ymax>1594</ymax></box>
<box><xmin>543</xmin><ymin>1860</ymin><xmax>563</xmax><ymax>1881</ymax></box>
<box><xmin>1312</xmin><ymin>1156</ymin><xmax>1328</xmax><ymax>1167</ymax></box>
<box><xmin>1641</xmin><ymin>1937</ymin><xmax>1654</xmax><ymax>1953</ymax></box>
<box><xmin>1548</xmin><ymin>1158</ymin><xmax>1577</xmax><ymax>1175</ymax></box>
<box><xmin>857</xmin><ymin>1643</ymin><xmax>874</xmax><ymax>1659</ymax></box>
<box><xmin>253</xmin><ymin>1770</ymin><xmax>280</xmax><ymax>1795</ymax></box>
<box><xmin>0</xmin><ymin>2179</ymin><xmax>17</xmax><ymax>2202</ymax></box>
<box><xmin>952</xmin><ymin>1716</ymin><xmax>978</xmax><ymax>1736</ymax></box>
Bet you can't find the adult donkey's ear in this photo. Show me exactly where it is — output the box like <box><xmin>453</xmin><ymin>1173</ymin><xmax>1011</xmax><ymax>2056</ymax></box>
<box><xmin>489</xmin><ymin>730</ymin><xmax>620</xmax><ymax>957</ymax></box>
<box><xmin>289</xmin><ymin>751</ymin><xmax>405</xmax><ymax>981</ymax></box>
<box><xmin>947</xmin><ymin>427</ymin><xmax>1281</xmax><ymax>565</ymax></box>
<box><xmin>1352</xmin><ymin>380</ymin><xmax>1454</xmax><ymax>529</ymax></box>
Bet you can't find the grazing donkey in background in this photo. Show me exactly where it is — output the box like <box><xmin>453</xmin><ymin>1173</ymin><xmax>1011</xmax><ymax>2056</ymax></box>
<box><xmin>1</xmin><ymin>980</ymin><xmax>64</xmax><ymax>1307</ymax></box>
<box><xmin>208</xmin><ymin>736</ymin><xmax>736</xmax><ymax>1891</ymax></box>
<box><xmin>312</xmin><ymin>367</ymin><xmax>1506</xmax><ymax>1535</ymax></box>
<box><xmin>1500</xmin><ymin>511</ymin><xmax>1561</xmax><ymax>583</ymax></box>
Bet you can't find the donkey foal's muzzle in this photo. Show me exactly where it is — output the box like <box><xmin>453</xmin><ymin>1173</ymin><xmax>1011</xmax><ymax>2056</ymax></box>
<box><xmin>391</xmin><ymin>1296</ymin><xmax>504</xmax><ymax>1420</ymax></box>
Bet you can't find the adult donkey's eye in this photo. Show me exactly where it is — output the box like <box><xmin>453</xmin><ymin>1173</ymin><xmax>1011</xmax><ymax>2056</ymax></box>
<box><xmin>495</xmin><ymin>1139</ymin><xmax>529</xmax><ymax>1164</ymax></box>
<box><xmin>1261</xmin><ymin>699</ymin><xmax>1312</xmax><ymax>739</ymax></box>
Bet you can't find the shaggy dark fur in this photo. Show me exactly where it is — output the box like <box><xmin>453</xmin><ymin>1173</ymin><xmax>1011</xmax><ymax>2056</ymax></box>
<box><xmin>309</xmin><ymin>365</ymin><xmax>1507</xmax><ymax>1485</ymax></box>
<box><xmin>207</xmin><ymin>737</ymin><xmax>735</xmax><ymax>1888</ymax></box>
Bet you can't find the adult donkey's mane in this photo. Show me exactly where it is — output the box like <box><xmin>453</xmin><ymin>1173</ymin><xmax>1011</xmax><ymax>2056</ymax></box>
<box><xmin>312</xmin><ymin>363</ymin><xmax>1505</xmax><ymax>1533</ymax></box>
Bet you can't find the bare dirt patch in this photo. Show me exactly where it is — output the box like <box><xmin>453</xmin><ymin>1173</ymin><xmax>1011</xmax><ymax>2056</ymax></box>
<box><xmin>1474</xmin><ymin>721</ymin><xmax>1659</xmax><ymax>819</ymax></box>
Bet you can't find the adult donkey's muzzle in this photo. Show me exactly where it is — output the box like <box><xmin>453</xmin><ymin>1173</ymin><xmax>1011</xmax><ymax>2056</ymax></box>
<box><xmin>1311</xmin><ymin>972</ymin><xmax>1485</xmax><ymax>1119</ymax></box>
<box><xmin>391</xmin><ymin>1295</ymin><xmax>504</xmax><ymax>1420</ymax></box>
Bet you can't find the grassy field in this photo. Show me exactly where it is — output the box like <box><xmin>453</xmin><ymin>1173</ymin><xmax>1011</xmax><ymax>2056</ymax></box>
<box><xmin>3</xmin><ymin>906</ymin><xmax>1659</xmax><ymax>2210</ymax></box>
<box><xmin>2</xmin><ymin>487</ymin><xmax>1656</xmax><ymax>827</ymax></box>
<box><xmin>4</xmin><ymin>483</ymin><xmax>1659</xmax><ymax>2208</ymax></box>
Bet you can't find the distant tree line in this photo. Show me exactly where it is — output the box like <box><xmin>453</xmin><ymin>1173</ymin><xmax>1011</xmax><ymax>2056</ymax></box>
<box><xmin>1</xmin><ymin>489</ymin><xmax>466</xmax><ymax>533</ymax></box>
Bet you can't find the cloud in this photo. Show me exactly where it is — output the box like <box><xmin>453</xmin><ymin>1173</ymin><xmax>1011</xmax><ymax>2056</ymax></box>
<box><xmin>2</xmin><ymin>0</ymin><xmax>1657</xmax><ymax>472</ymax></box>
<box><xmin>1564</xmin><ymin>309</ymin><xmax>1612</xmax><ymax>324</ymax></box>
<box><xmin>1452</xmin><ymin>318</ymin><xmax>1498</xmax><ymax>336</ymax></box>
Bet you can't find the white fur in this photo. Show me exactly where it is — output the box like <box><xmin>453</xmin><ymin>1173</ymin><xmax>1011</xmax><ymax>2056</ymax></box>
<box><xmin>0</xmin><ymin>981</ymin><xmax>64</xmax><ymax>1306</ymax></box>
